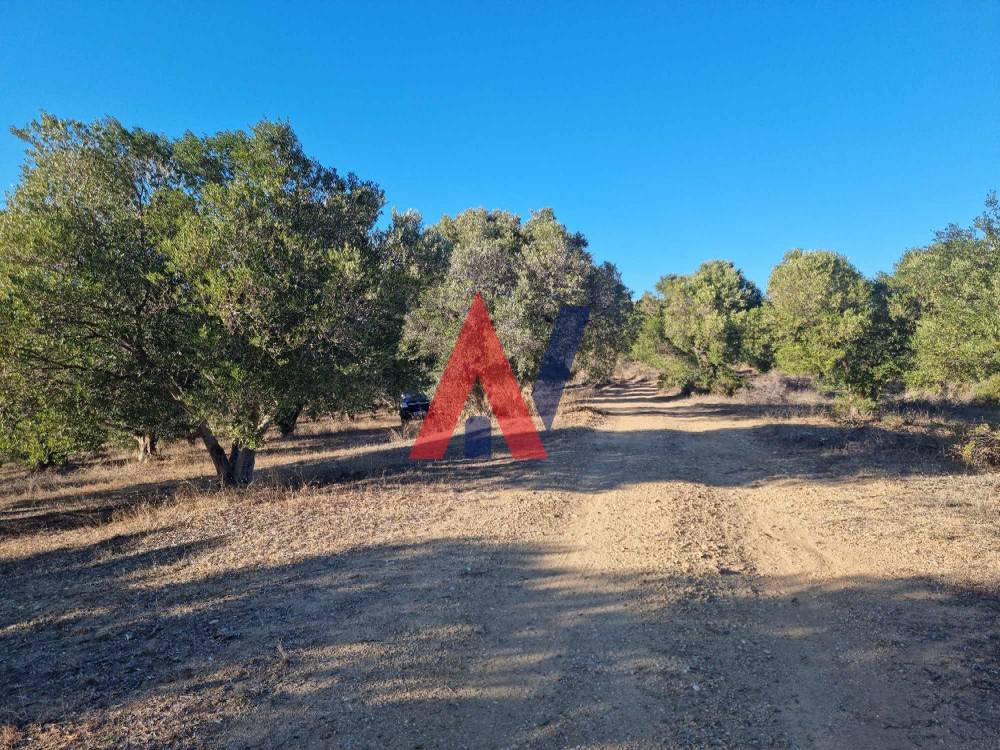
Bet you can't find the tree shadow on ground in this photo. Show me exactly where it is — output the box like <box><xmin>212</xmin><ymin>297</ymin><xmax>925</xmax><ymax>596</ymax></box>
<box><xmin>0</xmin><ymin>425</ymin><xmax>396</xmax><ymax>540</ymax></box>
<box><xmin>270</xmin><ymin>415</ymin><xmax>966</xmax><ymax>498</ymax></box>
<box><xmin>1</xmin><ymin>534</ymin><xmax>997</xmax><ymax>747</ymax></box>
<box><xmin>0</xmin><ymin>384</ymin><xmax>978</xmax><ymax>541</ymax></box>
<box><xmin>0</xmin><ymin>475</ymin><xmax>218</xmax><ymax>540</ymax></box>
<box><xmin>259</xmin><ymin>426</ymin><xmax>393</xmax><ymax>459</ymax></box>
<box><xmin>344</xmin><ymin>379</ymin><xmax>971</xmax><ymax>494</ymax></box>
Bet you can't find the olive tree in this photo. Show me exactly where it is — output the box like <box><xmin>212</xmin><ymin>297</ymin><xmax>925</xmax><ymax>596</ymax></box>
<box><xmin>0</xmin><ymin>114</ymin><xmax>193</xmax><ymax>466</ymax></box>
<box><xmin>633</xmin><ymin>261</ymin><xmax>764</xmax><ymax>394</ymax></box>
<box><xmin>402</xmin><ymin>208</ymin><xmax>633</xmax><ymax>386</ymax></box>
<box><xmin>167</xmin><ymin>121</ymin><xmax>390</xmax><ymax>484</ymax></box>
<box><xmin>0</xmin><ymin>115</ymin><xmax>409</xmax><ymax>485</ymax></box>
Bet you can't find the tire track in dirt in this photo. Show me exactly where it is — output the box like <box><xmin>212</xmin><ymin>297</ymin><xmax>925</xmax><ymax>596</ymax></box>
<box><xmin>221</xmin><ymin>378</ymin><xmax>1000</xmax><ymax>748</ymax></box>
<box><xmin>505</xmin><ymin>380</ymin><xmax>794</xmax><ymax>747</ymax></box>
<box><xmin>535</xmin><ymin>378</ymin><xmax>1000</xmax><ymax>748</ymax></box>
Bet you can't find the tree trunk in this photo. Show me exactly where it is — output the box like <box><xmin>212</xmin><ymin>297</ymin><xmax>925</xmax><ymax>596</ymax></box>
<box><xmin>199</xmin><ymin>422</ymin><xmax>231</xmax><ymax>482</ymax></box>
<box><xmin>232</xmin><ymin>446</ymin><xmax>256</xmax><ymax>485</ymax></box>
<box><xmin>31</xmin><ymin>452</ymin><xmax>59</xmax><ymax>473</ymax></box>
<box><xmin>135</xmin><ymin>432</ymin><xmax>157</xmax><ymax>462</ymax></box>
<box><xmin>276</xmin><ymin>404</ymin><xmax>303</xmax><ymax>437</ymax></box>
<box><xmin>198</xmin><ymin>422</ymin><xmax>256</xmax><ymax>487</ymax></box>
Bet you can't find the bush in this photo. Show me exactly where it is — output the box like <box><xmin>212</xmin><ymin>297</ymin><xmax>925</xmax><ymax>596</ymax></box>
<box><xmin>951</xmin><ymin>423</ymin><xmax>1000</xmax><ymax>469</ymax></box>
<box><xmin>766</xmin><ymin>249</ymin><xmax>903</xmax><ymax>398</ymax></box>
<box><xmin>831</xmin><ymin>392</ymin><xmax>881</xmax><ymax>425</ymax></box>
<box><xmin>632</xmin><ymin>261</ymin><xmax>764</xmax><ymax>395</ymax></box>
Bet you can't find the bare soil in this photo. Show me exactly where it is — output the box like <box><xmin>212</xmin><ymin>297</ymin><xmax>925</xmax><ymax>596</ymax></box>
<box><xmin>1</xmin><ymin>379</ymin><xmax>998</xmax><ymax>748</ymax></box>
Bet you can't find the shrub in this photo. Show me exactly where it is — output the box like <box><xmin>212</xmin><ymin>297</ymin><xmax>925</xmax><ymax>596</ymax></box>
<box><xmin>766</xmin><ymin>249</ymin><xmax>903</xmax><ymax>398</ymax></box>
<box><xmin>951</xmin><ymin>423</ymin><xmax>1000</xmax><ymax>469</ymax></box>
<box><xmin>632</xmin><ymin>261</ymin><xmax>764</xmax><ymax>395</ymax></box>
<box><xmin>831</xmin><ymin>392</ymin><xmax>881</xmax><ymax>425</ymax></box>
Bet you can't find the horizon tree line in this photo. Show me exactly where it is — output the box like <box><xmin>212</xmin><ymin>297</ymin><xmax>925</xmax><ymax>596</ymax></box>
<box><xmin>633</xmin><ymin>193</ymin><xmax>1000</xmax><ymax>403</ymax></box>
<box><xmin>0</xmin><ymin>114</ymin><xmax>636</xmax><ymax>482</ymax></box>
<box><xmin>1</xmin><ymin>114</ymin><xmax>995</xmax><ymax>483</ymax></box>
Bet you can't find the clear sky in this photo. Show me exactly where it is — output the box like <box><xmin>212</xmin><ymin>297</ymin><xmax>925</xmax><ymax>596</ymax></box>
<box><xmin>1</xmin><ymin>1</ymin><xmax>997</xmax><ymax>295</ymax></box>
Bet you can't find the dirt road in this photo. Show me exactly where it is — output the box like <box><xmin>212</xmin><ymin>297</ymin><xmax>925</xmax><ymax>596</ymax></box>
<box><xmin>2</xmin><ymin>379</ymin><xmax>998</xmax><ymax>748</ymax></box>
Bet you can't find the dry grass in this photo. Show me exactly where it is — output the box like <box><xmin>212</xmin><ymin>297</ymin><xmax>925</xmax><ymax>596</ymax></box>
<box><xmin>1</xmin><ymin>383</ymin><xmax>998</xmax><ymax>748</ymax></box>
<box><xmin>0</xmin><ymin>412</ymin><xmax>407</xmax><ymax>530</ymax></box>
<box><xmin>0</xmin><ymin>396</ymin><xmax>605</xmax><ymax>748</ymax></box>
<box><xmin>735</xmin><ymin>371</ymin><xmax>828</xmax><ymax>415</ymax></box>
<box><xmin>731</xmin><ymin>372</ymin><xmax>1000</xmax><ymax>471</ymax></box>
<box><xmin>951</xmin><ymin>423</ymin><xmax>1000</xmax><ymax>469</ymax></box>
<box><xmin>0</xmin><ymin>457</ymin><xmax>469</xmax><ymax>748</ymax></box>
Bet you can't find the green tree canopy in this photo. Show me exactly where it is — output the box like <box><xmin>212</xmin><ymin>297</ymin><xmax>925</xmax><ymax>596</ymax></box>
<box><xmin>0</xmin><ymin>364</ymin><xmax>106</xmax><ymax>470</ymax></box>
<box><xmin>166</xmin><ymin>120</ymin><xmax>394</xmax><ymax>483</ymax></box>
<box><xmin>633</xmin><ymin>261</ymin><xmax>765</xmax><ymax>395</ymax></box>
<box><xmin>765</xmin><ymin>249</ymin><xmax>898</xmax><ymax>396</ymax></box>
<box><xmin>0</xmin><ymin>115</ymin><xmax>412</xmax><ymax>484</ymax></box>
<box><xmin>0</xmin><ymin>114</ymin><xmax>193</xmax><ymax>466</ymax></box>
<box><xmin>402</xmin><ymin>208</ymin><xmax>634</xmax><ymax>386</ymax></box>
<box><xmin>890</xmin><ymin>195</ymin><xmax>1000</xmax><ymax>396</ymax></box>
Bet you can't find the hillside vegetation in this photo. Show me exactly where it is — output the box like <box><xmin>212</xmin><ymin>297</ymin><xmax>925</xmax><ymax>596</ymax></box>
<box><xmin>1</xmin><ymin>113</ymin><xmax>997</xmax><ymax>483</ymax></box>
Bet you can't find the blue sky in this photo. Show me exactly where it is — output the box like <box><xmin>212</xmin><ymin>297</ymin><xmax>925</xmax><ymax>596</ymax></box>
<box><xmin>1</xmin><ymin>1</ymin><xmax>997</xmax><ymax>295</ymax></box>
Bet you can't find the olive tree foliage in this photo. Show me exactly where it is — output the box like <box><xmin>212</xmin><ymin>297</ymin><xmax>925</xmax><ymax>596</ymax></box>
<box><xmin>166</xmin><ymin>121</ymin><xmax>391</xmax><ymax>484</ymax></box>
<box><xmin>632</xmin><ymin>261</ymin><xmax>765</xmax><ymax>395</ymax></box>
<box><xmin>581</xmin><ymin>261</ymin><xmax>637</xmax><ymax>382</ymax></box>
<box><xmin>368</xmin><ymin>209</ymin><xmax>451</xmax><ymax>402</ymax></box>
<box><xmin>0</xmin><ymin>115</ymin><xmax>411</xmax><ymax>484</ymax></box>
<box><xmin>889</xmin><ymin>195</ymin><xmax>1000</xmax><ymax>398</ymax></box>
<box><xmin>0</xmin><ymin>365</ymin><xmax>105</xmax><ymax>470</ymax></box>
<box><xmin>401</xmin><ymin>208</ymin><xmax>634</xmax><ymax>388</ymax></box>
<box><xmin>0</xmin><ymin>115</ymin><xmax>192</xmax><ymax>468</ymax></box>
<box><xmin>765</xmin><ymin>249</ymin><xmax>901</xmax><ymax>397</ymax></box>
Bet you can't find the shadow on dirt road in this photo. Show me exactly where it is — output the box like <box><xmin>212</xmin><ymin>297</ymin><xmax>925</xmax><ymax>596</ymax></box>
<box><xmin>0</xmin><ymin>382</ymin><xmax>964</xmax><ymax>544</ymax></box>
<box><xmin>2</xmin><ymin>532</ymin><xmax>997</xmax><ymax>747</ymax></box>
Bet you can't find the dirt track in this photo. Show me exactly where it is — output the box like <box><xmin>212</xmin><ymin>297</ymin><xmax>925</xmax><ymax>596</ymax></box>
<box><xmin>2</xmin><ymin>379</ymin><xmax>999</xmax><ymax>748</ymax></box>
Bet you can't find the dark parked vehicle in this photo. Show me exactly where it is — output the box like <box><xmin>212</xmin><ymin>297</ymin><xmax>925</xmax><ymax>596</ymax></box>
<box><xmin>399</xmin><ymin>393</ymin><xmax>430</xmax><ymax>424</ymax></box>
